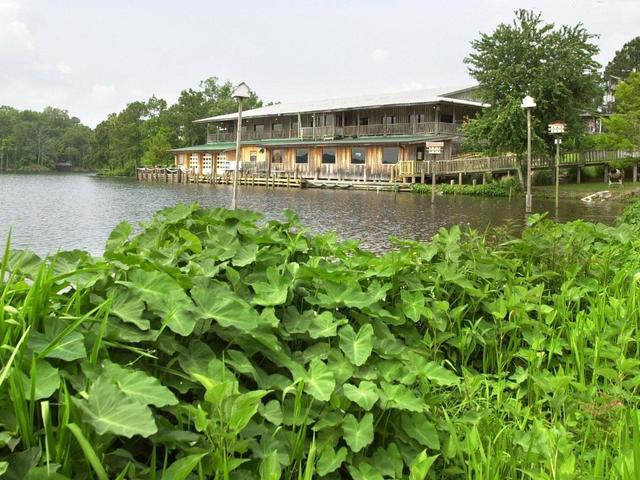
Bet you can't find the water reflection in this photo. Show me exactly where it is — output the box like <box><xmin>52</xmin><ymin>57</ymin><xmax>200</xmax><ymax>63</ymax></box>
<box><xmin>0</xmin><ymin>173</ymin><xmax>624</xmax><ymax>255</ymax></box>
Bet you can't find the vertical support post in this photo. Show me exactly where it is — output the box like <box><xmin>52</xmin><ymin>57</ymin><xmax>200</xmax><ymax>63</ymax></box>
<box><xmin>604</xmin><ymin>165</ymin><xmax>609</xmax><ymax>184</ymax></box>
<box><xmin>197</xmin><ymin>152</ymin><xmax>203</xmax><ymax>178</ymax></box>
<box><xmin>576</xmin><ymin>166</ymin><xmax>581</xmax><ymax>184</ymax></box>
<box><xmin>634</xmin><ymin>162</ymin><xmax>638</xmax><ymax>183</ymax></box>
<box><xmin>232</xmin><ymin>98</ymin><xmax>243</xmax><ymax>209</ymax></box>
<box><xmin>555</xmin><ymin>139</ymin><xmax>560</xmax><ymax>210</ymax></box>
<box><xmin>482</xmin><ymin>173</ymin><xmax>487</xmax><ymax>184</ymax></box>
<box><xmin>458</xmin><ymin>172</ymin><xmax>462</xmax><ymax>185</ymax></box>
<box><xmin>431</xmin><ymin>156</ymin><xmax>436</xmax><ymax>204</ymax></box>
<box><xmin>525</xmin><ymin>109</ymin><xmax>532</xmax><ymax>213</ymax></box>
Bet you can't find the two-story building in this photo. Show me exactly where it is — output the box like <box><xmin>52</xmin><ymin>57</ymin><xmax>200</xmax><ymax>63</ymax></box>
<box><xmin>171</xmin><ymin>86</ymin><xmax>485</xmax><ymax>182</ymax></box>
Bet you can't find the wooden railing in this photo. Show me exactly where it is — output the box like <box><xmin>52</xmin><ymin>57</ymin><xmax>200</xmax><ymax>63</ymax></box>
<box><xmin>206</xmin><ymin>121</ymin><xmax>462</xmax><ymax>143</ymax></box>
<box><xmin>395</xmin><ymin>150</ymin><xmax>640</xmax><ymax>178</ymax></box>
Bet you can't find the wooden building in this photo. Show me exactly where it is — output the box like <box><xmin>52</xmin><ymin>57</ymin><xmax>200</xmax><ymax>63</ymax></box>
<box><xmin>171</xmin><ymin>86</ymin><xmax>485</xmax><ymax>182</ymax></box>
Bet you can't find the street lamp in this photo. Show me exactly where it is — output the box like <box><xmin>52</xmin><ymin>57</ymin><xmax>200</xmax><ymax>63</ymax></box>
<box><xmin>231</xmin><ymin>82</ymin><xmax>251</xmax><ymax>209</ymax></box>
<box><xmin>521</xmin><ymin>95</ymin><xmax>536</xmax><ymax>213</ymax></box>
<box><xmin>548</xmin><ymin>120</ymin><xmax>566</xmax><ymax>210</ymax></box>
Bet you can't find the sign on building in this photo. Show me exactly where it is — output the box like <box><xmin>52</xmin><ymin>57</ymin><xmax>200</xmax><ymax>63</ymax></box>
<box><xmin>426</xmin><ymin>141</ymin><xmax>444</xmax><ymax>155</ymax></box>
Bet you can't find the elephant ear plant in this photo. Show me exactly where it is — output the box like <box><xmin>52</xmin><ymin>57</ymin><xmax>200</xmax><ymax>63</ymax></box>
<box><xmin>1</xmin><ymin>201</ymin><xmax>640</xmax><ymax>478</ymax></box>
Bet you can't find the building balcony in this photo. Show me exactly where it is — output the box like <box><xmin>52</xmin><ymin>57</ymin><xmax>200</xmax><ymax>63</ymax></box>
<box><xmin>206</xmin><ymin>121</ymin><xmax>462</xmax><ymax>144</ymax></box>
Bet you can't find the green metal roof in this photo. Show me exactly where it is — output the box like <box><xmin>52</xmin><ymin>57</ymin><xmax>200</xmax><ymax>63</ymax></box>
<box><xmin>170</xmin><ymin>134</ymin><xmax>454</xmax><ymax>152</ymax></box>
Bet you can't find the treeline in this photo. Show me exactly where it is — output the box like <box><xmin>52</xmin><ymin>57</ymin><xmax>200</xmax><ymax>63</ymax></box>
<box><xmin>0</xmin><ymin>77</ymin><xmax>262</xmax><ymax>174</ymax></box>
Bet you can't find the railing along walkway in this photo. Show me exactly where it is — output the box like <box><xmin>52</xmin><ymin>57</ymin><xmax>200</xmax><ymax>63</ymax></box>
<box><xmin>396</xmin><ymin>150</ymin><xmax>640</xmax><ymax>177</ymax></box>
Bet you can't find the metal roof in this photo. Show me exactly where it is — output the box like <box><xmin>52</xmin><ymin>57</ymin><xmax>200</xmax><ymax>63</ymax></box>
<box><xmin>194</xmin><ymin>86</ymin><xmax>484</xmax><ymax>123</ymax></box>
<box><xmin>170</xmin><ymin>134</ymin><xmax>456</xmax><ymax>152</ymax></box>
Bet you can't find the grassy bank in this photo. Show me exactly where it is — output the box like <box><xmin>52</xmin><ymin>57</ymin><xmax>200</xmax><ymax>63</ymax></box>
<box><xmin>2</xmin><ymin>203</ymin><xmax>640</xmax><ymax>478</ymax></box>
<box><xmin>412</xmin><ymin>177</ymin><xmax>522</xmax><ymax>197</ymax></box>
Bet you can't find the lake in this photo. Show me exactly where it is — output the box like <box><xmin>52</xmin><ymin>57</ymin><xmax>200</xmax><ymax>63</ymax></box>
<box><xmin>0</xmin><ymin>173</ymin><xmax>625</xmax><ymax>255</ymax></box>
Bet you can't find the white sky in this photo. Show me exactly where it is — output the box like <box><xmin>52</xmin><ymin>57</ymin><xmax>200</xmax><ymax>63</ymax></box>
<box><xmin>1</xmin><ymin>0</ymin><xmax>638</xmax><ymax>127</ymax></box>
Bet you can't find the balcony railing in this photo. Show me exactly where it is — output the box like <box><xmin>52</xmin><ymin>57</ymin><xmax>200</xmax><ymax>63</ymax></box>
<box><xmin>206</xmin><ymin>121</ymin><xmax>462</xmax><ymax>143</ymax></box>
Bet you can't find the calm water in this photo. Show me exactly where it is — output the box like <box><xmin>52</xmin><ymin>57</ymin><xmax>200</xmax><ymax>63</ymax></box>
<box><xmin>0</xmin><ymin>173</ymin><xmax>625</xmax><ymax>255</ymax></box>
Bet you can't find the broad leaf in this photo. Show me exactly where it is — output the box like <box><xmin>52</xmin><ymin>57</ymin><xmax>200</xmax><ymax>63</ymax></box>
<box><xmin>21</xmin><ymin>360</ymin><xmax>59</xmax><ymax>400</ymax></box>
<box><xmin>74</xmin><ymin>376</ymin><xmax>157</xmax><ymax>438</ymax></box>
<box><xmin>303</xmin><ymin>358</ymin><xmax>335</xmax><ymax>402</ymax></box>
<box><xmin>339</xmin><ymin>324</ymin><xmax>374</xmax><ymax>366</ymax></box>
<box><xmin>29</xmin><ymin>330</ymin><xmax>86</xmax><ymax>362</ymax></box>
<box><xmin>259</xmin><ymin>450</ymin><xmax>281</xmax><ymax>480</ymax></box>
<box><xmin>342</xmin><ymin>413</ymin><xmax>374</xmax><ymax>453</ymax></box>
<box><xmin>316</xmin><ymin>446</ymin><xmax>347</xmax><ymax>476</ymax></box>
<box><xmin>409</xmin><ymin>451</ymin><xmax>438</xmax><ymax>480</ymax></box>
<box><xmin>421</xmin><ymin>362</ymin><xmax>460</xmax><ymax>386</ymax></box>
<box><xmin>379</xmin><ymin>382</ymin><xmax>424</xmax><ymax>412</ymax></box>
<box><xmin>401</xmin><ymin>413</ymin><xmax>440</xmax><ymax>449</ymax></box>
<box><xmin>110</xmin><ymin>287</ymin><xmax>148</xmax><ymax>330</ymax></box>
<box><xmin>162</xmin><ymin>453</ymin><xmax>206</xmax><ymax>480</ymax></box>
<box><xmin>307</xmin><ymin>311</ymin><xmax>346</xmax><ymax>339</ymax></box>
<box><xmin>104</xmin><ymin>361</ymin><xmax>178</xmax><ymax>407</ymax></box>
<box><xmin>191</xmin><ymin>284</ymin><xmax>258</xmax><ymax>331</ymax></box>
<box><xmin>343</xmin><ymin>381</ymin><xmax>378</xmax><ymax>411</ymax></box>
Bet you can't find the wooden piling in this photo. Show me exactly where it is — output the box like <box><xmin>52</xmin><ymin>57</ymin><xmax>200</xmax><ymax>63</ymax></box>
<box><xmin>576</xmin><ymin>167</ymin><xmax>581</xmax><ymax>184</ymax></box>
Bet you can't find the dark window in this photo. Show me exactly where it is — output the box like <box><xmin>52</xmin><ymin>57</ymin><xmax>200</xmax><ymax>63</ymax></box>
<box><xmin>296</xmin><ymin>148</ymin><xmax>309</xmax><ymax>164</ymax></box>
<box><xmin>382</xmin><ymin>147</ymin><xmax>399</xmax><ymax>164</ymax></box>
<box><xmin>250</xmin><ymin>151</ymin><xmax>257</xmax><ymax>163</ymax></box>
<box><xmin>272</xmin><ymin>149</ymin><xmax>283</xmax><ymax>163</ymax></box>
<box><xmin>272</xmin><ymin>123</ymin><xmax>283</xmax><ymax>133</ymax></box>
<box><xmin>383</xmin><ymin>116</ymin><xmax>396</xmax><ymax>125</ymax></box>
<box><xmin>359</xmin><ymin>117</ymin><xmax>369</xmax><ymax>126</ymax></box>
<box><xmin>254</xmin><ymin>124</ymin><xmax>265</xmax><ymax>135</ymax></box>
<box><xmin>351</xmin><ymin>147</ymin><xmax>366</xmax><ymax>164</ymax></box>
<box><xmin>322</xmin><ymin>148</ymin><xmax>336</xmax><ymax>164</ymax></box>
<box><xmin>416</xmin><ymin>146</ymin><xmax>424</xmax><ymax>161</ymax></box>
<box><xmin>440</xmin><ymin>114</ymin><xmax>453</xmax><ymax>123</ymax></box>
<box><xmin>411</xmin><ymin>114</ymin><xmax>426</xmax><ymax>124</ymax></box>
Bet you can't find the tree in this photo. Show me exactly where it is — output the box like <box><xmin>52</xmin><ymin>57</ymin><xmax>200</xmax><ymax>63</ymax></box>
<box><xmin>141</xmin><ymin>129</ymin><xmax>173</xmax><ymax>166</ymax></box>
<box><xmin>463</xmin><ymin>10</ymin><xmax>602</xmax><ymax>156</ymax></box>
<box><xmin>592</xmin><ymin>72</ymin><xmax>640</xmax><ymax>150</ymax></box>
<box><xmin>605</xmin><ymin>37</ymin><xmax>640</xmax><ymax>81</ymax></box>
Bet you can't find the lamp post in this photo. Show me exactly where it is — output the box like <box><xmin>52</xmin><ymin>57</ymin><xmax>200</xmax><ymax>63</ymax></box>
<box><xmin>231</xmin><ymin>82</ymin><xmax>251</xmax><ymax>209</ymax></box>
<box><xmin>426</xmin><ymin>141</ymin><xmax>444</xmax><ymax>204</ymax></box>
<box><xmin>521</xmin><ymin>95</ymin><xmax>536</xmax><ymax>213</ymax></box>
<box><xmin>548</xmin><ymin>120</ymin><xmax>566</xmax><ymax>210</ymax></box>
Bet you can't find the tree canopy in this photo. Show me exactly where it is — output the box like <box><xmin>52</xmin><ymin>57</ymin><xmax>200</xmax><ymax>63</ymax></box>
<box><xmin>604</xmin><ymin>36</ymin><xmax>640</xmax><ymax>81</ymax></box>
<box><xmin>591</xmin><ymin>72</ymin><xmax>640</xmax><ymax>150</ymax></box>
<box><xmin>463</xmin><ymin>10</ymin><xmax>602</xmax><ymax>156</ymax></box>
<box><xmin>0</xmin><ymin>77</ymin><xmax>262</xmax><ymax>174</ymax></box>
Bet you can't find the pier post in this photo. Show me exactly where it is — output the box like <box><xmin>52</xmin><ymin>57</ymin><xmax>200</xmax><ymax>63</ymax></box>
<box><xmin>458</xmin><ymin>172</ymin><xmax>463</xmax><ymax>185</ymax></box>
<box><xmin>287</xmin><ymin>173</ymin><xmax>291</xmax><ymax>189</ymax></box>
<box><xmin>472</xmin><ymin>178</ymin><xmax>477</xmax><ymax>186</ymax></box>
<box><xmin>576</xmin><ymin>167</ymin><xmax>581</xmax><ymax>184</ymax></box>
<box><xmin>604</xmin><ymin>165</ymin><xmax>609</xmax><ymax>183</ymax></box>
<box><xmin>164</xmin><ymin>169</ymin><xmax>168</xmax><ymax>183</ymax></box>
<box><xmin>482</xmin><ymin>173</ymin><xmax>487</xmax><ymax>184</ymax></box>
<box><xmin>634</xmin><ymin>162</ymin><xmax>638</xmax><ymax>182</ymax></box>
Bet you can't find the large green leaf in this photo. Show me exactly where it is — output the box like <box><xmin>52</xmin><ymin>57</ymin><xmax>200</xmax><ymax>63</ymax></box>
<box><xmin>401</xmin><ymin>413</ymin><xmax>440</xmax><ymax>449</ymax></box>
<box><xmin>73</xmin><ymin>376</ymin><xmax>157</xmax><ymax>438</ymax></box>
<box><xmin>307</xmin><ymin>311</ymin><xmax>346</xmax><ymax>339</ymax></box>
<box><xmin>162</xmin><ymin>453</ymin><xmax>206</xmax><ymax>480</ymax></box>
<box><xmin>104</xmin><ymin>361</ymin><xmax>178</xmax><ymax>407</ymax></box>
<box><xmin>191</xmin><ymin>284</ymin><xmax>259</xmax><ymax>331</ymax></box>
<box><xmin>347</xmin><ymin>463</ymin><xmax>384</xmax><ymax>480</ymax></box>
<box><xmin>379</xmin><ymin>382</ymin><xmax>424</xmax><ymax>412</ymax></box>
<box><xmin>228</xmin><ymin>390</ymin><xmax>268</xmax><ymax>433</ymax></box>
<box><xmin>339</xmin><ymin>324</ymin><xmax>374</xmax><ymax>366</ymax></box>
<box><xmin>409</xmin><ymin>451</ymin><xmax>438</xmax><ymax>480</ymax></box>
<box><xmin>28</xmin><ymin>330</ymin><xmax>86</xmax><ymax>362</ymax></box>
<box><xmin>250</xmin><ymin>266</ymin><xmax>292</xmax><ymax>306</ymax></box>
<box><xmin>316</xmin><ymin>446</ymin><xmax>347</xmax><ymax>476</ymax></box>
<box><xmin>303</xmin><ymin>358</ymin><xmax>335</xmax><ymax>402</ymax></box>
<box><xmin>110</xmin><ymin>287</ymin><xmax>148</xmax><ymax>330</ymax></box>
<box><xmin>420</xmin><ymin>362</ymin><xmax>460</xmax><ymax>386</ymax></box>
<box><xmin>259</xmin><ymin>450</ymin><xmax>281</xmax><ymax>480</ymax></box>
<box><xmin>342</xmin><ymin>413</ymin><xmax>374</xmax><ymax>453</ymax></box>
<box><xmin>21</xmin><ymin>360</ymin><xmax>59</xmax><ymax>400</ymax></box>
<box><xmin>118</xmin><ymin>269</ymin><xmax>196</xmax><ymax>336</ymax></box>
<box><xmin>343</xmin><ymin>381</ymin><xmax>379</xmax><ymax>411</ymax></box>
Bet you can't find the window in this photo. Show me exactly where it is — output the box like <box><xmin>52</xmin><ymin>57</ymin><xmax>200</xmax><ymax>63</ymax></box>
<box><xmin>250</xmin><ymin>151</ymin><xmax>257</xmax><ymax>163</ymax></box>
<box><xmin>296</xmin><ymin>148</ymin><xmax>309</xmax><ymax>164</ymax></box>
<box><xmin>382</xmin><ymin>147</ymin><xmax>400</xmax><ymax>164</ymax></box>
<box><xmin>411</xmin><ymin>113</ymin><xmax>426</xmax><ymax>124</ymax></box>
<box><xmin>322</xmin><ymin>148</ymin><xmax>336</xmax><ymax>164</ymax></box>
<box><xmin>351</xmin><ymin>147</ymin><xmax>366</xmax><ymax>164</ymax></box>
<box><xmin>292</xmin><ymin>121</ymin><xmax>299</xmax><ymax>132</ymax></box>
<box><xmin>416</xmin><ymin>146</ymin><xmax>424</xmax><ymax>161</ymax></box>
<box><xmin>272</xmin><ymin>149</ymin><xmax>283</xmax><ymax>163</ymax></box>
<box><xmin>383</xmin><ymin>116</ymin><xmax>396</xmax><ymax>125</ymax></box>
<box><xmin>272</xmin><ymin>123</ymin><xmax>283</xmax><ymax>133</ymax></box>
<box><xmin>254</xmin><ymin>124</ymin><xmax>265</xmax><ymax>136</ymax></box>
<box><xmin>359</xmin><ymin>117</ymin><xmax>369</xmax><ymax>126</ymax></box>
<box><xmin>440</xmin><ymin>114</ymin><xmax>453</xmax><ymax>123</ymax></box>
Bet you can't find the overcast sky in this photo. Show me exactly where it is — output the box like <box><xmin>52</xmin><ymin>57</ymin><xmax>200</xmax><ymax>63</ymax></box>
<box><xmin>1</xmin><ymin>0</ymin><xmax>638</xmax><ymax>127</ymax></box>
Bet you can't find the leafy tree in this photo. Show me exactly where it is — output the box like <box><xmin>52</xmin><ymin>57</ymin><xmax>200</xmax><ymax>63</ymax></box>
<box><xmin>463</xmin><ymin>10</ymin><xmax>602</xmax><ymax>156</ymax></box>
<box><xmin>141</xmin><ymin>129</ymin><xmax>173</xmax><ymax>166</ymax></box>
<box><xmin>592</xmin><ymin>72</ymin><xmax>640</xmax><ymax>150</ymax></box>
<box><xmin>605</xmin><ymin>37</ymin><xmax>640</xmax><ymax>81</ymax></box>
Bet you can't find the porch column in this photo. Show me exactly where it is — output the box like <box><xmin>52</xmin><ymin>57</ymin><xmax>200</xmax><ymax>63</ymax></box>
<box><xmin>212</xmin><ymin>153</ymin><xmax>218</xmax><ymax>184</ymax></box>
<box><xmin>197</xmin><ymin>152</ymin><xmax>204</xmax><ymax>176</ymax></box>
